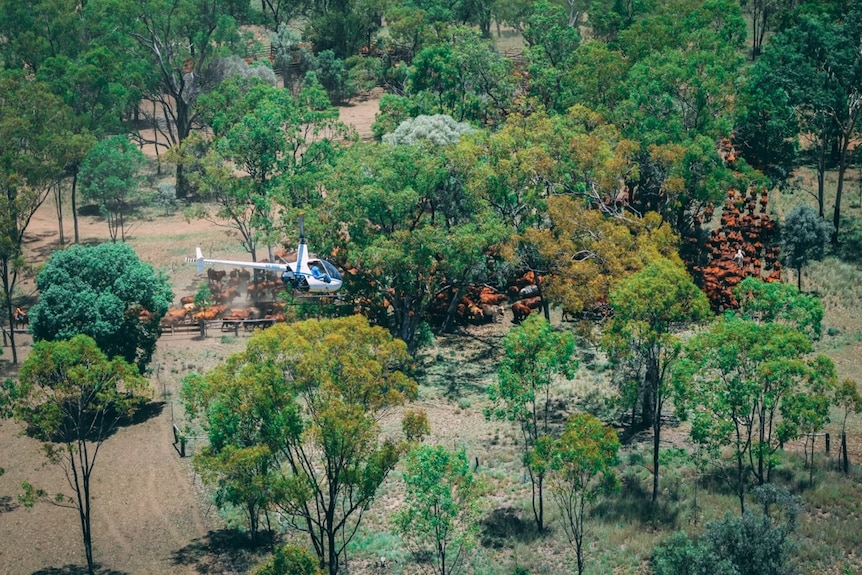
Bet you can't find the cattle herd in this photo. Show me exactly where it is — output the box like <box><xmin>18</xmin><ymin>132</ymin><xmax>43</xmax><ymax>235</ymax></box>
<box><xmin>160</xmin><ymin>266</ymin><xmax>288</xmax><ymax>331</ymax></box>
<box><xmin>157</xmin><ymin>263</ymin><xmax>551</xmax><ymax>334</ymax></box>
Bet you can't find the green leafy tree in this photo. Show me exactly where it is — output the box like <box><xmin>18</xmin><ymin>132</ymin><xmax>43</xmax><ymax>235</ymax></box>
<box><xmin>326</xmin><ymin>138</ymin><xmax>506</xmax><ymax>354</ymax></box>
<box><xmin>758</xmin><ymin>6</ymin><xmax>862</xmax><ymax>240</ymax></box>
<box><xmin>0</xmin><ymin>335</ymin><xmax>151</xmax><ymax>575</ymax></box>
<box><xmin>615</xmin><ymin>0</ymin><xmax>746</xmax><ymax>61</ymax></box>
<box><xmin>49</xmin><ymin>29</ymin><xmax>147</xmax><ymax>240</ymax></box>
<box><xmin>191</xmin><ymin>79</ymin><xmax>349</xmax><ymax>261</ymax></box>
<box><xmin>780</xmin><ymin>376</ymin><xmax>832</xmax><ymax>486</ymax></box>
<box><xmin>617</xmin><ymin>47</ymin><xmax>741</xmax><ymax>231</ymax></box>
<box><xmin>79</xmin><ymin>136</ymin><xmax>147</xmax><ymax>242</ymax></box>
<box><xmin>0</xmin><ymin>72</ymin><xmax>74</xmax><ymax>364</ymax></box>
<box><xmin>566</xmin><ymin>40</ymin><xmax>630</xmax><ymax>116</ymax></box>
<box><xmin>311</xmin><ymin>50</ymin><xmax>352</xmax><ymax>105</ymax></box>
<box><xmin>652</xmin><ymin>510</ymin><xmax>796</xmax><ymax>575</ymax></box>
<box><xmin>781</xmin><ymin>204</ymin><xmax>832</xmax><ymax>291</ymax></box>
<box><xmin>455</xmin><ymin>105</ymin><xmax>640</xmax><ymax>240</ymax></box>
<box><xmin>522</xmin><ymin>1</ymin><xmax>581</xmax><ymax>112</ymax></box>
<box><xmin>602</xmin><ymin>258</ymin><xmax>710</xmax><ymax>502</ymax></box>
<box><xmin>0</xmin><ymin>0</ymin><xmax>87</xmax><ymax>71</ymax></box>
<box><xmin>253</xmin><ymin>545</ymin><xmax>323</xmax><ymax>575</ymax></box>
<box><xmin>408</xmin><ymin>26</ymin><xmax>515</xmax><ymax>125</ymax></box>
<box><xmin>183</xmin><ymin>316</ymin><xmax>421</xmax><ymax>575</ymax></box>
<box><xmin>833</xmin><ymin>378</ymin><xmax>862</xmax><ymax>474</ymax></box>
<box><xmin>304</xmin><ymin>0</ymin><xmax>381</xmax><ymax>60</ymax></box>
<box><xmin>734</xmin><ymin>51</ymin><xmax>799</xmax><ymax>181</ymax></box>
<box><xmin>733</xmin><ymin>277</ymin><xmax>824</xmax><ymax>340</ymax></box>
<box><xmin>550</xmin><ymin>413</ymin><xmax>620</xmax><ymax>575</ymax></box>
<box><xmin>111</xmin><ymin>0</ymin><xmax>249</xmax><ymax>197</ymax></box>
<box><xmin>673</xmin><ymin>315</ymin><xmax>834</xmax><ymax>512</ymax></box>
<box><xmin>182</xmin><ymin>350</ymin><xmax>293</xmax><ymax>543</ymax></box>
<box><xmin>486</xmin><ymin>314</ymin><xmax>576</xmax><ymax>531</ymax></box>
<box><xmin>29</xmin><ymin>242</ymin><xmax>173</xmax><ymax>372</ymax></box>
<box><xmin>394</xmin><ymin>445</ymin><xmax>480</xmax><ymax>575</ymax></box>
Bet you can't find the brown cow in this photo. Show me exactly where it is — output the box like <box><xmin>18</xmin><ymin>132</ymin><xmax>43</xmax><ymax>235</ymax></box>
<box><xmin>512</xmin><ymin>301</ymin><xmax>532</xmax><ymax>324</ymax></box>
<box><xmin>521</xmin><ymin>296</ymin><xmax>542</xmax><ymax>309</ymax></box>
<box><xmin>207</xmin><ymin>268</ymin><xmax>226</xmax><ymax>285</ymax></box>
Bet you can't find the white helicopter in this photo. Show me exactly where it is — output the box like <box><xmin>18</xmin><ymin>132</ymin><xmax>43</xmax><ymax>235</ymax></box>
<box><xmin>191</xmin><ymin>216</ymin><xmax>343</xmax><ymax>294</ymax></box>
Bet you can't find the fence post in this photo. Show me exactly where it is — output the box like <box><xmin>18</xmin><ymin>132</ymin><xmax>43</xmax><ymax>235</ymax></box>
<box><xmin>825</xmin><ymin>432</ymin><xmax>830</xmax><ymax>454</ymax></box>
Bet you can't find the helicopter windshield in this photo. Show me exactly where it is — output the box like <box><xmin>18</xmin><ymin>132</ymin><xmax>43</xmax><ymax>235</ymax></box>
<box><xmin>308</xmin><ymin>260</ymin><xmax>342</xmax><ymax>281</ymax></box>
<box><xmin>321</xmin><ymin>260</ymin><xmax>341</xmax><ymax>281</ymax></box>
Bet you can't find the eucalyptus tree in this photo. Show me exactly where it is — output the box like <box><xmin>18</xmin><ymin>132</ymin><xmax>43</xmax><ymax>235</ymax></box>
<box><xmin>674</xmin><ymin>314</ymin><xmax>836</xmax><ymax>512</ymax></box>
<box><xmin>183</xmin><ymin>316</ymin><xmax>422</xmax><ymax>575</ymax></box>
<box><xmin>106</xmin><ymin>0</ymin><xmax>250</xmax><ymax>198</ymax></box>
<box><xmin>189</xmin><ymin>78</ymin><xmax>351</xmax><ymax>261</ymax></box>
<box><xmin>0</xmin><ymin>72</ymin><xmax>73</xmax><ymax>364</ymax></box>
<box><xmin>486</xmin><ymin>314</ymin><xmax>577</xmax><ymax>532</ymax></box>
<box><xmin>550</xmin><ymin>413</ymin><xmax>620</xmax><ymax>575</ymax></box>
<box><xmin>0</xmin><ymin>335</ymin><xmax>151</xmax><ymax>575</ymax></box>
<box><xmin>79</xmin><ymin>136</ymin><xmax>147</xmax><ymax>242</ymax></box>
<box><xmin>325</xmin><ymin>128</ymin><xmax>506</xmax><ymax>354</ymax></box>
<box><xmin>602</xmin><ymin>258</ymin><xmax>710</xmax><ymax>502</ymax></box>
<box><xmin>407</xmin><ymin>27</ymin><xmax>515</xmax><ymax>126</ymax></box>
<box><xmin>754</xmin><ymin>5</ymin><xmax>862</xmax><ymax>242</ymax></box>
<box><xmin>394</xmin><ymin>445</ymin><xmax>480</xmax><ymax>575</ymax></box>
<box><xmin>521</xmin><ymin>1</ymin><xmax>581</xmax><ymax>113</ymax></box>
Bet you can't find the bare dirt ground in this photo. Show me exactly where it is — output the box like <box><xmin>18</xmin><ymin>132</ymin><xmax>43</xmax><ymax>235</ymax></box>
<box><xmin>0</xmin><ymin>96</ymin><xmax>383</xmax><ymax>575</ymax></box>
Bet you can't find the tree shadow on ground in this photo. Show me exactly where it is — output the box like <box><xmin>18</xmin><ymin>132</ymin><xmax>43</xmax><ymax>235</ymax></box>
<box><xmin>834</xmin><ymin>214</ymin><xmax>862</xmax><ymax>264</ymax></box>
<box><xmin>19</xmin><ymin>400</ymin><xmax>165</xmax><ymax>444</ymax></box>
<box><xmin>420</xmin><ymin>329</ymin><xmax>503</xmax><ymax>400</ymax></box>
<box><xmin>479</xmin><ymin>507</ymin><xmax>542</xmax><ymax>549</ymax></box>
<box><xmin>32</xmin><ymin>565</ymin><xmax>128</xmax><ymax>575</ymax></box>
<box><xmin>591</xmin><ymin>474</ymin><xmax>680</xmax><ymax>527</ymax></box>
<box><xmin>120</xmin><ymin>400</ymin><xmax>165</xmax><ymax>428</ymax></box>
<box><xmin>171</xmin><ymin>528</ymin><xmax>273</xmax><ymax>574</ymax></box>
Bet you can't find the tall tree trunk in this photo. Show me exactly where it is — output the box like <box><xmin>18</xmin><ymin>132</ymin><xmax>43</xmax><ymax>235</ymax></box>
<box><xmin>531</xmin><ymin>470</ymin><xmax>544</xmax><ymax>532</ymax></box>
<box><xmin>842</xmin><ymin>431</ymin><xmax>849</xmax><ymax>474</ymax></box>
<box><xmin>54</xmin><ymin>182</ymin><xmax>65</xmax><ymax>245</ymax></box>
<box><xmin>832</xmin><ymin>137</ymin><xmax>853</xmax><ymax>244</ymax></box>
<box><xmin>441</xmin><ymin>287</ymin><xmax>461</xmax><ymax>333</ymax></box>
<box><xmin>652</xmin><ymin>400</ymin><xmax>660</xmax><ymax>503</ymax></box>
<box><xmin>176</xmin><ymin>162</ymin><xmax>190</xmax><ymax>200</ymax></box>
<box><xmin>3</xmin><ymin>263</ymin><xmax>18</xmax><ymax>365</ymax></box>
<box><xmin>650</xmin><ymin>355</ymin><xmax>661</xmax><ymax>502</ymax></box>
<box><xmin>816</xmin><ymin>133</ymin><xmax>828</xmax><ymax>217</ymax></box>
<box><xmin>72</xmin><ymin>171</ymin><xmax>80</xmax><ymax>244</ymax></box>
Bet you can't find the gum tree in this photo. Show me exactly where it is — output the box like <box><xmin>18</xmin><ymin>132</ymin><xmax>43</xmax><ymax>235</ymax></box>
<box><xmin>550</xmin><ymin>413</ymin><xmax>620</xmax><ymax>575</ymax></box>
<box><xmin>781</xmin><ymin>205</ymin><xmax>832</xmax><ymax>291</ymax></box>
<box><xmin>394</xmin><ymin>445</ymin><xmax>480</xmax><ymax>575</ymax></box>
<box><xmin>602</xmin><ymin>258</ymin><xmax>710</xmax><ymax>502</ymax></box>
<box><xmin>184</xmin><ymin>316</ymin><xmax>423</xmax><ymax>575</ymax></box>
<box><xmin>0</xmin><ymin>335</ymin><xmax>151</xmax><ymax>575</ymax></box>
<box><xmin>486</xmin><ymin>314</ymin><xmax>576</xmax><ymax>531</ymax></box>
<box><xmin>79</xmin><ymin>135</ymin><xmax>146</xmax><ymax>242</ymax></box>
<box><xmin>674</xmin><ymin>316</ymin><xmax>836</xmax><ymax>512</ymax></box>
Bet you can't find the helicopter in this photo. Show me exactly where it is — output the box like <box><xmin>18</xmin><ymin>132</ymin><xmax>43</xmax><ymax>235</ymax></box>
<box><xmin>191</xmin><ymin>216</ymin><xmax>343</xmax><ymax>295</ymax></box>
